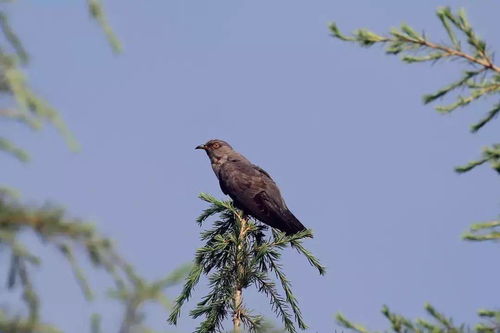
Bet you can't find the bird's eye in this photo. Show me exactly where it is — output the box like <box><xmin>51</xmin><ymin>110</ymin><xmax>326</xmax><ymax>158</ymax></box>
<box><xmin>212</xmin><ymin>143</ymin><xmax>221</xmax><ymax>149</ymax></box>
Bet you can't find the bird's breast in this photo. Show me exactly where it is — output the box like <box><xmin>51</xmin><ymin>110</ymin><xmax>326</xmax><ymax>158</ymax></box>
<box><xmin>210</xmin><ymin>155</ymin><xmax>229</xmax><ymax>177</ymax></box>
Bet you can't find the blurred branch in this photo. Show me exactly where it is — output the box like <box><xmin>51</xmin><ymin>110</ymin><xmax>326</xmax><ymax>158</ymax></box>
<box><xmin>0</xmin><ymin>189</ymin><xmax>186</xmax><ymax>332</ymax></box>
<box><xmin>336</xmin><ymin>303</ymin><xmax>499</xmax><ymax>333</ymax></box>
<box><xmin>0</xmin><ymin>0</ymin><xmax>121</xmax><ymax>161</ymax></box>
<box><xmin>87</xmin><ymin>0</ymin><xmax>122</xmax><ymax>53</ymax></box>
<box><xmin>0</xmin><ymin>309</ymin><xmax>62</xmax><ymax>333</ymax></box>
<box><xmin>0</xmin><ymin>2</ymin><xmax>184</xmax><ymax>333</ymax></box>
<box><xmin>462</xmin><ymin>220</ymin><xmax>500</xmax><ymax>242</ymax></box>
<box><xmin>111</xmin><ymin>263</ymin><xmax>192</xmax><ymax>333</ymax></box>
<box><xmin>0</xmin><ymin>190</ymin><xmax>126</xmax><ymax>327</ymax></box>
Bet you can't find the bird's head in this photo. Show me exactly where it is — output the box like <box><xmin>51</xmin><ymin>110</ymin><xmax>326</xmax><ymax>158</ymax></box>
<box><xmin>195</xmin><ymin>139</ymin><xmax>234</xmax><ymax>163</ymax></box>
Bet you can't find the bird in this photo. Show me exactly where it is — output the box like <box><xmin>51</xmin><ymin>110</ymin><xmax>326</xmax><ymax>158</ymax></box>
<box><xmin>195</xmin><ymin>139</ymin><xmax>306</xmax><ymax>235</ymax></box>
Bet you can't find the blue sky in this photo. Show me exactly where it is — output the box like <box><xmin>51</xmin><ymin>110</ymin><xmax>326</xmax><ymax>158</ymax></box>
<box><xmin>2</xmin><ymin>0</ymin><xmax>500</xmax><ymax>332</ymax></box>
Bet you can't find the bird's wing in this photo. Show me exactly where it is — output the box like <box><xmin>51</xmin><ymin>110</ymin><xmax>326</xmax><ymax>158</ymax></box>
<box><xmin>248</xmin><ymin>165</ymin><xmax>288</xmax><ymax>216</ymax></box>
<box><xmin>252</xmin><ymin>165</ymin><xmax>273</xmax><ymax>180</ymax></box>
<box><xmin>218</xmin><ymin>176</ymin><xmax>229</xmax><ymax>195</ymax></box>
<box><xmin>218</xmin><ymin>161</ymin><xmax>288</xmax><ymax>227</ymax></box>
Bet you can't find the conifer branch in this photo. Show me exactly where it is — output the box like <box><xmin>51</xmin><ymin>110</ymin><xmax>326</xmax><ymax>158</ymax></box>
<box><xmin>169</xmin><ymin>194</ymin><xmax>324</xmax><ymax>333</ymax></box>
<box><xmin>266</xmin><ymin>257</ymin><xmax>307</xmax><ymax>330</ymax></box>
<box><xmin>289</xmin><ymin>236</ymin><xmax>326</xmax><ymax>275</ymax></box>
<box><xmin>253</xmin><ymin>271</ymin><xmax>295</xmax><ymax>333</ymax></box>
<box><xmin>476</xmin><ymin>310</ymin><xmax>500</xmax><ymax>333</ymax></box>
<box><xmin>87</xmin><ymin>0</ymin><xmax>122</xmax><ymax>53</ymax></box>
<box><xmin>0</xmin><ymin>0</ymin><xmax>121</xmax><ymax>162</ymax></box>
<box><xmin>0</xmin><ymin>11</ymin><xmax>28</xmax><ymax>63</ymax></box>
<box><xmin>462</xmin><ymin>220</ymin><xmax>500</xmax><ymax>241</ymax></box>
<box><xmin>168</xmin><ymin>263</ymin><xmax>204</xmax><ymax>324</ymax></box>
<box><xmin>0</xmin><ymin>3</ymin><xmax>186</xmax><ymax>332</ymax></box>
<box><xmin>330</xmin><ymin>7</ymin><xmax>500</xmax><ymax>111</ymax></box>
<box><xmin>233</xmin><ymin>214</ymin><xmax>248</xmax><ymax>333</ymax></box>
<box><xmin>335</xmin><ymin>313</ymin><xmax>369</xmax><ymax>333</ymax></box>
<box><xmin>330</xmin><ymin>7</ymin><xmax>500</xmax><ymax>169</ymax></box>
<box><xmin>0</xmin><ymin>189</ymin><xmax>185</xmax><ymax>332</ymax></box>
<box><xmin>0</xmin><ymin>137</ymin><xmax>30</xmax><ymax>162</ymax></box>
<box><xmin>337</xmin><ymin>303</ymin><xmax>497</xmax><ymax>332</ymax></box>
<box><xmin>330</xmin><ymin>6</ymin><xmax>500</xmax><ymax>243</ymax></box>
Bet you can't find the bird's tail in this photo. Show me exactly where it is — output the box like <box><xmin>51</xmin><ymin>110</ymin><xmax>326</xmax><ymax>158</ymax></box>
<box><xmin>281</xmin><ymin>209</ymin><xmax>307</xmax><ymax>235</ymax></box>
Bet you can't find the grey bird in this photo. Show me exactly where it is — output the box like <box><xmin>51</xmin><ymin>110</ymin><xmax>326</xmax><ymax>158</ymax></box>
<box><xmin>195</xmin><ymin>139</ymin><xmax>306</xmax><ymax>235</ymax></box>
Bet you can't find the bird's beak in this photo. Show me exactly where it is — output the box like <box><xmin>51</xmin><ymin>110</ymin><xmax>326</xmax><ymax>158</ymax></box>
<box><xmin>195</xmin><ymin>144</ymin><xmax>206</xmax><ymax>150</ymax></box>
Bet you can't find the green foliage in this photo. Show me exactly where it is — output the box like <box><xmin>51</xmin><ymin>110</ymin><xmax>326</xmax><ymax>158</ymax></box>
<box><xmin>87</xmin><ymin>0</ymin><xmax>122</xmax><ymax>53</ymax></box>
<box><xmin>109</xmin><ymin>263</ymin><xmax>193</xmax><ymax>333</ymax></box>
<box><xmin>476</xmin><ymin>310</ymin><xmax>500</xmax><ymax>333</ymax></box>
<box><xmin>0</xmin><ymin>188</ymin><xmax>189</xmax><ymax>332</ymax></box>
<box><xmin>336</xmin><ymin>304</ymin><xmax>500</xmax><ymax>333</ymax></box>
<box><xmin>0</xmin><ymin>189</ymin><xmax>121</xmax><ymax>331</ymax></box>
<box><xmin>0</xmin><ymin>312</ymin><xmax>63</xmax><ymax>333</ymax></box>
<box><xmin>462</xmin><ymin>220</ymin><xmax>500</xmax><ymax>242</ymax></box>
<box><xmin>330</xmin><ymin>7</ymin><xmax>500</xmax><ymax>242</ymax></box>
<box><xmin>0</xmin><ymin>2</ymin><xmax>189</xmax><ymax>332</ymax></box>
<box><xmin>0</xmin><ymin>0</ymin><xmax>120</xmax><ymax>162</ymax></box>
<box><xmin>168</xmin><ymin>193</ymin><xmax>325</xmax><ymax>333</ymax></box>
<box><xmin>455</xmin><ymin>144</ymin><xmax>500</xmax><ymax>175</ymax></box>
<box><xmin>330</xmin><ymin>7</ymin><xmax>500</xmax><ymax>134</ymax></box>
<box><xmin>330</xmin><ymin>6</ymin><xmax>500</xmax><ymax>333</ymax></box>
<box><xmin>0</xmin><ymin>137</ymin><xmax>30</xmax><ymax>162</ymax></box>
